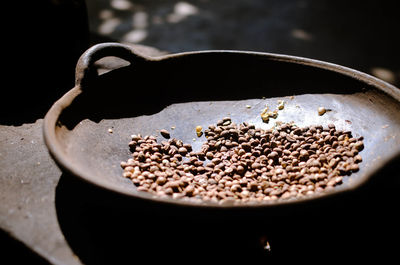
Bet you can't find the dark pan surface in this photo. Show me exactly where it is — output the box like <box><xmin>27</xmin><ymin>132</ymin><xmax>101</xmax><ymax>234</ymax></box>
<box><xmin>44</xmin><ymin>43</ymin><xmax>400</xmax><ymax>208</ymax></box>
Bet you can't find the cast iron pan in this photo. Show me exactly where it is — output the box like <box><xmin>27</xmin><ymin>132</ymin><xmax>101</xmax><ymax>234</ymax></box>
<box><xmin>43</xmin><ymin>42</ymin><xmax>400</xmax><ymax>209</ymax></box>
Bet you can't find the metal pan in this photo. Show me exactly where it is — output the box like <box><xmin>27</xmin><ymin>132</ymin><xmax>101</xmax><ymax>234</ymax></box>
<box><xmin>43</xmin><ymin>42</ymin><xmax>400</xmax><ymax>209</ymax></box>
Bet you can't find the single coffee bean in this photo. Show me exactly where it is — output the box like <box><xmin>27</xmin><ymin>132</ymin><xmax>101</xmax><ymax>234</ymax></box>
<box><xmin>160</xmin><ymin>129</ymin><xmax>170</xmax><ymax>139</ymax></box>
<box><xmin>241</xmin><ymin>142</ymin><xmax>252</xmax><ymax>152</ymax></box>
<box><xmin>206</xmin><ymin>152</ymin><xmax>214</xmax><ymax>160</ymax></box>
<box><xmin>178</xmin><ymin>147</ymin><xmax>188</xmax><ymax>155</ymax></box>
<box><xmin>353</xmin><ymin>141</ymin><xmax>364</xmax><ymax>151</ymax></box>
<box><xmin>268</xmin><ymin>151</ymin><xmax>278</xmax><ymax>160</ymax></box>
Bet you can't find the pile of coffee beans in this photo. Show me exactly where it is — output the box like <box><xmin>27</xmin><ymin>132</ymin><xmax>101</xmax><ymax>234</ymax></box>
<box><xmin>120</xmin><ymin>118</ymin><xmax>364</xmax><ymax>204</ymax></box>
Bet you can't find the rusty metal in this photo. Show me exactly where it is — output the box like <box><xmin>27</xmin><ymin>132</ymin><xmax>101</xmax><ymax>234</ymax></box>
<box><xmin>43</xmin><ymin>42</ymin><xmax>400</xmax><ymax>209</ymax></box>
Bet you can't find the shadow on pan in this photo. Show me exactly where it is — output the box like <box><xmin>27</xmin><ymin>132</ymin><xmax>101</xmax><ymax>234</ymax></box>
<box><xmin>59</xmin><ymin>52</ymin><xmax>366</xmax><ymax>130</ymax></box>
<box><xmin>1</xmin><ymin>230</ymin><xmax>49</xmax><ymax>265</ymax></box>
<box><xmin>55</xmin><ymin>154</ymin><xmax>400</xmax><ymax>264</ymax></box>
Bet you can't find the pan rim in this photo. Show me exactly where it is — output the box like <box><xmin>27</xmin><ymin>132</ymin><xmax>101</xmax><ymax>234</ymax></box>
<box><xmin>43</xmin><ymin>46</ymin><xmax>400</xmax><ymax>209</ymax></box>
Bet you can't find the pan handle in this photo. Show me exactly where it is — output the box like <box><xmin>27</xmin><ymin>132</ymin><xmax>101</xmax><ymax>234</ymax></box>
<box><xmin>75</xmin><ymin>42</ymin><xmax>149</xmax><ymax>87</ymax></box>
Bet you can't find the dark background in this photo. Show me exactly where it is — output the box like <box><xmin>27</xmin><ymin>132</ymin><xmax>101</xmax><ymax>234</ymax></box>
<box><xmin>3</xmin><ymin>0</ymin><xmax>400</xmax><ymax>124</ymax></box>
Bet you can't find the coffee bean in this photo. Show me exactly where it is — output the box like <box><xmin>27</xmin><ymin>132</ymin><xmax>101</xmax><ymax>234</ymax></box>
<box><xmin>286</xmin><ymin>134</ymin><xmax>296</xmax><ymax>142</ymax></box>
<box><xmin>231</xmin><ymin>184</ymin><xmax>242</xmax><ymax>192</ymax></box>
<box><xmin>223</xmin><ymin>117</ymin><xmax>231</xmax><ymax>122</ymax></box>
<box><xmin>251</xmin><ymin>162</ymin><xmax>261</xmax><ymax>169</ymax></box>
<box><xmin>160</xmin><ymin>129</ymin><xmax>170</xmax><ymax>139</ymax></box>
<box><xmin>241</xmin><ymin>142</ymin><xmax>252</xmax><ymax>152</ymax></box>
<box><xmin>178</xmin><ymin>147</ymin><xmax>188</xmax><ymax>155</ymax></box>
<box><xmin>137</xmin><ymin>186</ymin><xmax>148</xmax><ymax>192</ymax></box>
<box><xmin>353</xmin><ymin>141</ymin><xmax>364</xmax><ymax>151</ymax></box>
<box><xmin>184</xmin><ymin>185</ymin><xmax>195</xmax><ymax>196</ymax></box>
<box><xmin>183</xmin><ymin>144</ymin><xmax>192</xmax><ymax>152</ymax></box>
<box><xmin>248</xmin><ymin>181</ymin><xmax>259</xmax><ymax>191</ymax></box>
<box><xmin>268</xmin><ymin>151</ymin><xmax>278</xmax><ymax>160</ymax></box>
<box><xmin>354</xmin><ymin>155</ymin><xmax>363</xmax><ymax>163</ymax></box>
<box><xmin>299</xmin><ymin>150</ymin><xmax>309</xmax><ymax>161</ymax></box>
<box><xmin>350</xmin><ymin>164</ymin><xmax>359</xmax><ymax>172</ymax></box>
<box><xmin>204</xmin><ymin>152</ymin><xmax>213</xmax><ymax>161</ymax></box>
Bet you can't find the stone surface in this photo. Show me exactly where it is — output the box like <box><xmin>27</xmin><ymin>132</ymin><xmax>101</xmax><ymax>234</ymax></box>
<box><xmin>0</xmin><ymin>120</ymin><xmax>81</xmax><ymax>265</ymax></box>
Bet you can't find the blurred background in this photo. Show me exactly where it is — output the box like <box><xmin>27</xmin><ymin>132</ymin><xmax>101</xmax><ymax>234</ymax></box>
<box><xmin>86</xmin><ymin>0</ymin><xmax>400</xmax><ymax>85</ymax></box>
<box><xmin>4</xmin><ymin>0</ymin><xmax>399</xmax><ymax>124</ymax></box>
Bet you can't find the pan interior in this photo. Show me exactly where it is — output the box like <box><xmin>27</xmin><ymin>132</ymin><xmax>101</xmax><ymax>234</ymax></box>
<box><xmin>55</xmin><ymin>52</ymin><xmax>400</xmax><ymax>203</ymax></box>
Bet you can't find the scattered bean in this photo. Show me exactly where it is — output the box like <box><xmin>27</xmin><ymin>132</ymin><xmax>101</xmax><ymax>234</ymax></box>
<box><xmin>318</xmin><ymin>107</ymin><xmax>327</xmax><ymax>116</ymax></box>
<box><xmin>160</xmin><ymin>129</ymin><xmax>170</xmax><ymax>139</ymax></box>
